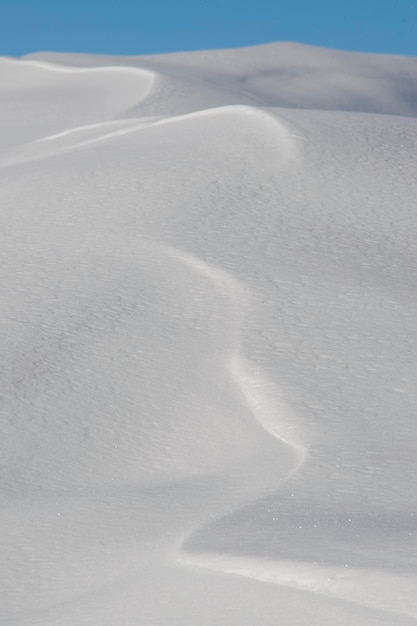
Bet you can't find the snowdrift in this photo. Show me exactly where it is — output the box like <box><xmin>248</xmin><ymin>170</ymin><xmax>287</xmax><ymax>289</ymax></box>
<box><xmin>1</xmin><ymin>42</ymin><xmax>416</xmax><ymax>625</ymax></box>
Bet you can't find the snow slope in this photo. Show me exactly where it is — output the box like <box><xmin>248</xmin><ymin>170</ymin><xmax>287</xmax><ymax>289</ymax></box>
<box><xmin>1</xmin><ymin>42</ymin><xmax>416</xmax><ymax>625</ymax></box>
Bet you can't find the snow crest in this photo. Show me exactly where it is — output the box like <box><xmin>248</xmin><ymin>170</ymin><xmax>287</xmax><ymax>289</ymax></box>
<box><xmin>1</xmin><ymin>42</ymin><xmax>417</xmax><ymax>625</ymax></box>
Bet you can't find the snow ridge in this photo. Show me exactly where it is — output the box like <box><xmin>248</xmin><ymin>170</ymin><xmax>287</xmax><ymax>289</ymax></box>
<box><xmin>1</xmin><ymin>42</ymin><xmax>417</xmax><ymax>626</ymax></box>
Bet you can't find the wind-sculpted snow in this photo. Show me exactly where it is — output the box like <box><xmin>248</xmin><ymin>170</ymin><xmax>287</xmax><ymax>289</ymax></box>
<box><xmin>25</xmin><ymin>42</ymin><xmax>417</xmax><ymax>117</ymax></box>
<box><xmin>0</xmin><ymin>57</ymin><xmax>154</xmax><ymax>156</ymax></box>
<box><xmin>1</xmin><ymin>43</ymin><xmax>416</xmax><ymax>625</ymax></box>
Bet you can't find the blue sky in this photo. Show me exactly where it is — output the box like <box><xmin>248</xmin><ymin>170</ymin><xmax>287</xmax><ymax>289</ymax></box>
<box><xmin>1</xmin><ymin>0</ymin><xmax>416</xmax><ymax>58</ymax></box>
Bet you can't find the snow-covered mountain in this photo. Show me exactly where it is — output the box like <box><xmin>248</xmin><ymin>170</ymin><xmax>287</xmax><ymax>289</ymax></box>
<box><xmin>1</xmin><ymin>42</ymin><xmax>416</xmax><ymax>625</ymax></box>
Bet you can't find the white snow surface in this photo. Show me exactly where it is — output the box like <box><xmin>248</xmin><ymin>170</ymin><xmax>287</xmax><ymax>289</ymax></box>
<box><xmin>1</xmin><ymin>41</ymin><xmax>417</xmax><ymax>625</ymax></box>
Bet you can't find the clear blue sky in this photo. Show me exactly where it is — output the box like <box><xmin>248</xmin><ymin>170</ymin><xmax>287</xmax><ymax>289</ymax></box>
<box><xmin>1</xmin><ymin>0</ymin><xmax>416</xmax><ymax>58</ymax></box>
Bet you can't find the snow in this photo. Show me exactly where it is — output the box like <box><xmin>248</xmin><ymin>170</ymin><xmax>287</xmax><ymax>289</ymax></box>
<box><xmin>0</xmin><ymin>41</ymin><xmax>416</xmax><ymax>625</ymax></box>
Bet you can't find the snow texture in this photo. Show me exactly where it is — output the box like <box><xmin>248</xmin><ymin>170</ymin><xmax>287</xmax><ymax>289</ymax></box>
<box><xmin>1</xmin><ymin>42</ymin><xmax>417</xmax><ymax>625</ymax></box>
